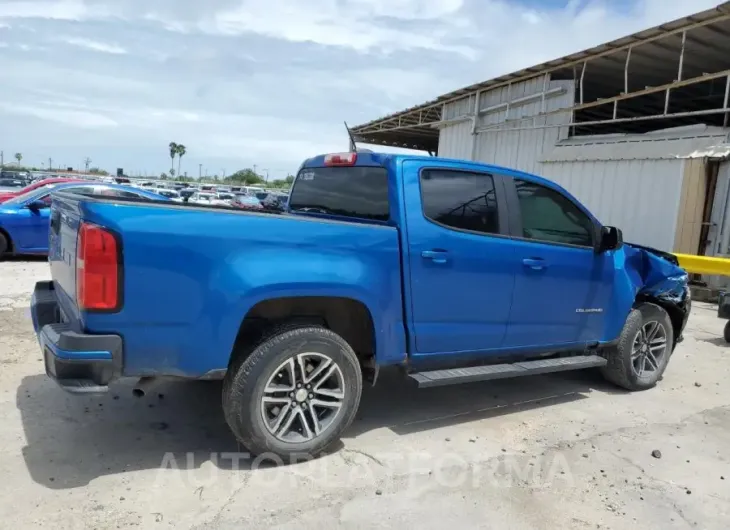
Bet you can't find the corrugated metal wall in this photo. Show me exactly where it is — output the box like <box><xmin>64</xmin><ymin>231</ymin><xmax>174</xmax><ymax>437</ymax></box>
<box><xmin>438</xmin><ymin>76</ymin><xmax>574</xmax><ymax>173</ymax></box>
<box><xmin>435</xmin><ymin>78</ymin><xmax>727</xmax><ymax>253</ymax></box>
<box><xmin>539</xmin><ymin>159</ymin><xmax>685</xmax><ymax>252</ymax></box>
<box><xmin>436</xmin><ymin>120</ymin><xmax>472</xmax><ymax>160</ymax></box>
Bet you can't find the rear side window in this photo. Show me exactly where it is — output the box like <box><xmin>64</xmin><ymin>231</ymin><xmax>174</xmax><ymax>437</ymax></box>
<box><xmin>420</xmin><ymin>169</ymin><xmax>499</xmax><ymax>235</ymax></box>
<box><xmin>290</xmin><ymin>166</ymin><xmax>389</xmax><ymax>221</ymax></box>
<box><xmin>97</xmin><ymin>189</ymin><xmax>151</xmax><ymax>200</ymax></box>
<box><xmin>514</xmin><ymin>179</ymin><xmax>594</xmax><ymax>247</ymax></box>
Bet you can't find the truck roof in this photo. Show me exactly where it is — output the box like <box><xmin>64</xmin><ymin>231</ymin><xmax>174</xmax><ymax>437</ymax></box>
<box><xmin>300</xmin><ymin>151</ymin><xmax>561</xmax><ymax>190</ymax></box>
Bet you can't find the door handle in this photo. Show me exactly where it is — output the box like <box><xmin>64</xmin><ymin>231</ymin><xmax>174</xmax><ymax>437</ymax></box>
<box><xmin>422</xmin><ymin>250</ymin><xmax>448</xmax><ymax>264</ymax></box>
<box><xmin>522</xmin><ymin>258</ymin><xmax>546</xmax><ymax>270</ymax></box>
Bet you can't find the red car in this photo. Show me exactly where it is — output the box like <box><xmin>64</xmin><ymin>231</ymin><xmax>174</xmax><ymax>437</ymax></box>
<box><xmin>0</xmin><ymin>178</ymin><xmax>84</xmax><ymax>203</ymax></box>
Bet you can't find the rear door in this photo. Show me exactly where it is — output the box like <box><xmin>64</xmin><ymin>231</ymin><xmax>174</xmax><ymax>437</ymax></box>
<box><xmin>402</xmin><ymin>161</ymin><xmax>516</xmax><ymax>356</ymax></box>
<box><xmin>503</xmin><ymin>177</ymin><xmax>614</xmax><ymax>348</ymax></box>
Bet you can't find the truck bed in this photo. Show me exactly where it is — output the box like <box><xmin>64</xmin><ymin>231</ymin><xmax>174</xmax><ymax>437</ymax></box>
<box><xmin>47</xmin><ymin>191</ymin><xmax>405</xmax><ymax>379</ymax></box>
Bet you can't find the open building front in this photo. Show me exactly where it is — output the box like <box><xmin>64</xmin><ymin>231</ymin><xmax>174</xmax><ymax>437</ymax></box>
<box><xmin>351</xmin><ymin>1</ymin><xmax>730</xmax><ymax>286</ymax></box>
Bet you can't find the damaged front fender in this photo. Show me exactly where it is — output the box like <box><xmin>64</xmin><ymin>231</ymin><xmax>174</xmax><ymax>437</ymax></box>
<box><xmin>620</xmin><ymin>243</ymin><xmax>691</xmax><ymax>345</ymax></box>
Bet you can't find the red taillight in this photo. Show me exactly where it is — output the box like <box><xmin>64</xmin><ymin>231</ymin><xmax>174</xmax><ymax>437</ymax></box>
<box><xmin>324</xmin><ymin>152</ymin><xmax>357</xmax><ymax>166</ymax></box>
<box><xmin>76</xmin><ymin>222</ymin><xmax>120</xmax><ymax>311</ymax></box>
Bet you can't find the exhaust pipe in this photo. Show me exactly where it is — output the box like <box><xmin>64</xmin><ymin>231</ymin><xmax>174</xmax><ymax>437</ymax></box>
<box><xmin>132</xmin><ymin>376</ymin><xmax>156</xmax><ymax>397</ymax></box>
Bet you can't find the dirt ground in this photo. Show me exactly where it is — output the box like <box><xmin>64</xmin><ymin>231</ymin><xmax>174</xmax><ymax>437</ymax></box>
<box><xmin>0</xmin><ymin>257</ymin><xmax>728</xmax><ymax>529</ymax></box>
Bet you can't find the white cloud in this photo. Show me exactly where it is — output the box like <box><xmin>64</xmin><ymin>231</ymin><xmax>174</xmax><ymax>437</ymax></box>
<box><xmin>0</xmin><ymin>0</ymin><xmax>723</xmax><ymax>176</ymax></box>
<box><xmin>0</xmin><ymin>102</ymin><xmax>118</xmax><ymax>128</ymax></box>
<box><xmin>210</xmin><ymin>0</ymin><xmax>475</xmax><ymax>56</ymax></box>
<box><xmin>62</xmin><ymin>36</ymin><xmax>127</xmax><ymax>54</ymax></box>
<box><xmin>0</xmin><ymin>0</ymin><xmax>88</xmax><ymax>21</ymax></box>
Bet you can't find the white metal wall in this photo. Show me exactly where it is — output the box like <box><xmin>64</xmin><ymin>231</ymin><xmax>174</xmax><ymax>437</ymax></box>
<box><xmin>438</xmin><ymin>76</ymin><xmax>574</xmax><ymax>173</ymax></box>
<box><xmin>538</xmin><ymin>158</ymin><xmax>685</xmax><ymax>252</ymax></box>
<box><xmin>436</xmin><ymin>120</ymin><xmax>472</xmax><ymax>160</ymax></box>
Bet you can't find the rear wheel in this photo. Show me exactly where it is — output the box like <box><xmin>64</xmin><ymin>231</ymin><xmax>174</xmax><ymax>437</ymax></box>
<box><xmin>601</xmin><ymin>303</ymin><xmax>673</xmax><ymax>391</ymax></box>
<box><xmin>723</xmin><ymin>320</ymin><xmax>730</xmax><ymax>343</ymax></box>
<box><xmin>222</xmin><ymin>325</ymin><xmax>362</xmax><ymax>460</ymax></box>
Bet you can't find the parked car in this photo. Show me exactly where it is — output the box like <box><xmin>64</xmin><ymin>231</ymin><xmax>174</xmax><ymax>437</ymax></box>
<box><xmin>216</xmin><ymin>192</ymin><xmax>236</xmax><ymax>203</ymax></box>
<box><xmin>0</xmin><ymin>178</ymin><xmax>26</xmax><ymax>192</ymax></box>
<box><xmin>31</xmin><ymin>151</ymin><xmax>690</xmax><ymax>459</ymax></box>
<box><xmin>0</xmin><ymin>170</ymin><xmax>32</xmax><ymax>184</ymax></box>
<box><xmin>153</xmin><ymin>188</ymin><xmax>183</xmax><ymax>201</ymax></box>
<box><xmin>0</xmin><ymin>183</ymin><xmax>169</xmax><ymax>258</ymax></box>
<box><xmin>0</xmin><ymin>177</ymin><xmax>83</xmax><ymax>203</ymax></box>
<box><xmin>259</xmin><ymin>192</ymin><xmax>288</xmax><ymax>210</ymax></box>
<box><xmin>230</xmin><ymin>194</ymin><xmax>263</xmax><ymax>210</ymax></box>
<box><xmin>187</xmin><ymin>191</ymin><xmax>229</xmax><ymax>206</ymax></box>
<box><xmin>179</xmin><ymin>188</ymin><xmax>196</xmax><ymax>200</ymax></box>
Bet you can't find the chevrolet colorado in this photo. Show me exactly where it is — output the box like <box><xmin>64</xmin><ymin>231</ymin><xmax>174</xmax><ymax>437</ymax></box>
<box><xmin>31</xmin><ymin>151</ymin><xmax>690</xmax><ymax>458</ymax></box>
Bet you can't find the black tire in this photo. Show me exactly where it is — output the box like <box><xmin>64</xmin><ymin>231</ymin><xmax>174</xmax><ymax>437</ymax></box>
<box><xmin>724</xmin><ymin>320</ymin><xmax>730</xmax><ymax>344</ymax></box>
<box><xmin>601</xmin><ymin>303</ymin><xmax>674</xmax><ymax>391</ymax></box>
<box><xmin>222</xmin><ymin>325</ymin><xmax>362</xmax><ymax>460</ymax></box>
<box><xmin>0</xmin><ymin>232</ymin><xmax>8</xmax><ymax>258</ymax></box>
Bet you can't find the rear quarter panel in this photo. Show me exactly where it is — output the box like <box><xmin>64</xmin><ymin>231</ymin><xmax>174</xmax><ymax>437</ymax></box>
<box><xmin>79</xmin><ymin>203</ymin><xmax>405</xmax><ymax>377</ymax></box>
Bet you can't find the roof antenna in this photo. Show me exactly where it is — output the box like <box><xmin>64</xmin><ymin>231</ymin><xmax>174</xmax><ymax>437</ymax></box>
<box><xmin>344</xmin><ymin>121</ymin><xmax>357</xmax><ymax>152</ymax></box>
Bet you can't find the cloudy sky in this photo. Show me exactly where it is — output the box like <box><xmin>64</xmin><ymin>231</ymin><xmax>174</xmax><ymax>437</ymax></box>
<box><xmin>0</xmin><ymin>0</ymin><xmax>722</xmax><ymax>178</ymax></box>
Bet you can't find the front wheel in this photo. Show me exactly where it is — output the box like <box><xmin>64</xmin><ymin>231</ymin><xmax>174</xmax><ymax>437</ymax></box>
<box><xmin>601</xmin><ymin>303</ymin><xmax>674</xmax><ymax>391</ymax></box>
<box><xmin>0</xmin><ymin>232</ymin><xmax>8</xmax><ymax>258</ymax></box>
<box><xmin>222</xmin><ymin>325</ymin><xmax>362</xmax><ymax>460</ymax></box>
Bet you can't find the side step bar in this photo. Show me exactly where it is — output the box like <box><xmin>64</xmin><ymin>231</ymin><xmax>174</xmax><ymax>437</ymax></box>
<box><xmin>408</xmin><ymin>355</ymin><xmax>607</xmax><ymax>388</ymax></box>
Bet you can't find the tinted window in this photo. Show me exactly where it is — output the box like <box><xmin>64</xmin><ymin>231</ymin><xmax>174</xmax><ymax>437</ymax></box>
<box><xmin>108</xmin><ymin>189</ymin><xmax>153</xmax><ymax>200</ymax></box>
<box><xmin>64</xmin><ymin>186</ymin><xmax>98</xmax><ymax>197</ymax></box>
<box><xmin>290</xmin><ymin>166</ymin><xmax>389</xmax><ymax>221</ymax></box>
<box><xmin>420</xmin><ymin>169</ymin><xmax>499</xmax><ymax>235</ymax></box>
<box><xmin>515</xmin><ymin>179</ymin><xmax>594</xmax><ymax>247</ymax></box>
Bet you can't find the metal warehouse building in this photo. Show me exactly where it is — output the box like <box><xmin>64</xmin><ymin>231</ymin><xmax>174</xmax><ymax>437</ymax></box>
<box><xmin>351</xmin><ymin>2</ymin><xmax>730</xmax><ymax>269</ymax></box>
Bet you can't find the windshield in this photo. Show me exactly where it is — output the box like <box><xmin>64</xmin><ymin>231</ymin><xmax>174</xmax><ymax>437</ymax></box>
<box><xmin>289</xmin><ymin>166</ymin><xmax>389</xmax><ymax>221</ymax></box>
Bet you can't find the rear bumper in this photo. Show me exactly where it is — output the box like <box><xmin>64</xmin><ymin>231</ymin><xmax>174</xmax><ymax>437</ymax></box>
<box><xmin>31</xmin><ymin>281</ymin><xmax>123</xmax><ymax>394</ymax></box>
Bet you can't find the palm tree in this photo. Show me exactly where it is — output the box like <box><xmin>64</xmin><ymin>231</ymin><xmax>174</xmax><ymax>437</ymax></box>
<box><xmin>14</xmin><ymin>153</ymin><xmax>22</xmax><ymax>166</ymax></box>
<box><xmin>168</xmin><ymin>142</ymin><xmax>178</xmax><ymax>173</ymax></box>
<box><xmin>176</xmin><ymin>144</ymin><xmax>186</xmax><ymax>177</ymax></box>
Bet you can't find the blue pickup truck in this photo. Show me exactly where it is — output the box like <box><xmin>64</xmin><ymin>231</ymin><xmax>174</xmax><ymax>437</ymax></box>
<box><xmin>31</xmin><ymin>151</ymin><xmax>690</xmax><ymax>458</ymax></box>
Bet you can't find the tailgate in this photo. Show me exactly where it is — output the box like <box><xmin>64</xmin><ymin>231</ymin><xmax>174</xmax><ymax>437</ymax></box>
<box><xmin>48</xmin><ymin>194</ymin><xmax>83</xmax><ymax>324</ymax></box>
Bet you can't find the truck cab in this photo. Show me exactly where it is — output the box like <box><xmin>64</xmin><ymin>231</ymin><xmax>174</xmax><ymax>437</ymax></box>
<box><xmin>31</xmin><ymin>151</ymin><xmax>690</xmax><ymax>459</ymax></box>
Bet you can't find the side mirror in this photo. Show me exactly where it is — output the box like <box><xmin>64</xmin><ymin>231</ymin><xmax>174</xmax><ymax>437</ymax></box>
<box><xmin>27</xmin><ymin>199</ymin><xmax>49</xmax><ymax>211</ymax></box>
<box><xmin>598</xmin><ymin>226</ymin><xmax>623</xmax><ymax>252</ymax></box>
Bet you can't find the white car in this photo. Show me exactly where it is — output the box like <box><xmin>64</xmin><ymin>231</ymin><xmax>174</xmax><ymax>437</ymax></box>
<box><xmin>153</xmin><ymin>188</ymin><xmax>183</xmax><ymax>202</ymax></box>
<box><xmin>188</xmin><ymin>192</ymin><xmax>229</xmax><ymax>206</ymax></box>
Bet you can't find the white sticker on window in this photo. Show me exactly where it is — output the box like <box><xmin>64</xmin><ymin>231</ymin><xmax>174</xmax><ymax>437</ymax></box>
<box><xmin>300</xmin><ymin>171</ymin><xmax>315</xmax><ymax>181</ymax></box>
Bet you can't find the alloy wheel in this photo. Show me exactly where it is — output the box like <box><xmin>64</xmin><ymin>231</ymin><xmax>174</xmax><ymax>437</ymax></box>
<box><xmin>260</xmin><ymin>352</ymin><xmax>346</xmax><ymax>443</ymax></box>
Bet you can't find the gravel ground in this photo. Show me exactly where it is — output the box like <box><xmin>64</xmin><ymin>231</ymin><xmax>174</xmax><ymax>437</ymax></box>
<box><xmin>0</xmin><ymin>257</ymin><xmax>729</xmax><ymax>529</ymax></box>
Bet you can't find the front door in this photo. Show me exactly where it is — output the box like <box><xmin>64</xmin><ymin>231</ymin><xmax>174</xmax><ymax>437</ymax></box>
<box><xmin>403</xmin><ymin>161</ymin><xmax>516</xmax><ymax>356</ymax></box>
<box><xmin>23</xmin><ymin>194</ymin><xmax>52</xmax><ymax>250</ymax></box>
<box><xmin>504</xmin><ymin>178</ymin><xmax>614</xmax><ymax>349</ymax></box>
